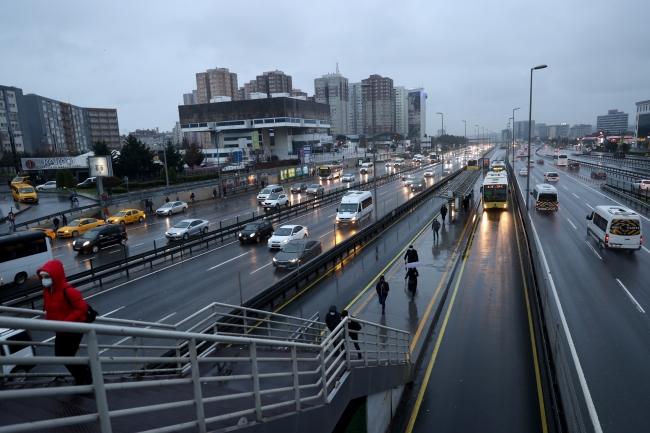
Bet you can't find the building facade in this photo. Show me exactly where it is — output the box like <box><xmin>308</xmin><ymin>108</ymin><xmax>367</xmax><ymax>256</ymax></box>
<box><xmin>183</xmin><ymin>91</ymin><xmax>198</xmax><ymax>106</ymax></box>
<box><xmin>569</xmin><ymin>124</ymin><xmax>592</xmax><ymax>138</ymax></box>
<box><xmin>348</xmin><ymin>83</ymin><xmax>364</xmax><ymax>135</ymax></box>
<box><xmin>255</xmin><ymin>70</ymin><xmax>292</xmax><ymax>96</ymax></box>
<box><xmin>406</xmin><ymin>88</ymin><xmax>426</xmax><ymax>144</ymax></box>
<box><xmin>596</xmin><ymin>109</ymin><xmax>629</xmax><ymax>134</ymax></box>
<box><xmin>0</xmin><ymin>85</ymin><xmax>28</xmax><ymax>155</ymax></box>
<box><xmin>394</xmin><ymin>86</ymin><xmax>408</xmax><ymax>138</ymax></box>
<box><xmin>361</xmin><ymin>75</ymin><xmax>395</xmax><ymax>137</ymax></box>
<box><xmin>86</xmin><ymin>108</ymin><xmax>121</xmax><ymax>149</ymax></box>
<box><xmin>536</xmin><ymin>123</ymin><xmax>547</xmax><ymax>138</ymax></box>
<box><xmin>514</xmin><ymin>120</ymin><xmax>536</xmax><ymax>141</ymax></box>
<box><xmin>635</xmin><ymin>100</ymin><xmax>650</xmax><ymax>149</ymax></box>
<box><xmin>195</xmin><ymin>67</ymin><xmax>239</xmax><ymax>104</ymax></box>
<box><xmin>314</xmin><ymin>73</ymin><xmax>349</xmax><ymax>136</ymax></box>
<box><xmin>546</xmin><ymin>123</ymin><xmax>570</xmax><ymax>139</ymax></box>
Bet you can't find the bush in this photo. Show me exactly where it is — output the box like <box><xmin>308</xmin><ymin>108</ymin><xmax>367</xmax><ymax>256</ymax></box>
<box><xmin>160</xmin><ymin>167</ymin><xmax>166</xmax><ymax>181</ymax></box>
<box><xmin>112</xmin><ymin>186</ymin><xmax>128</xmax><ymax>193</ymax></box>
<box><xmin>55</xmin><ymin>170</ymin><xmax>65</xmax><ymax>189</ymax></box>
<box><xmin>102</xmin><ymin>176</ymin><xmax>123</xmax><ymax>188</ymax></box>
<box><xmin>64</xmin><ymin>170</ymin><xmax>76</xmax><ymax>189</ymax></box>
<box><xmin>168</xmin><ymin>167</ymin><xmax>178</xmax><ymax>182</ymax></box>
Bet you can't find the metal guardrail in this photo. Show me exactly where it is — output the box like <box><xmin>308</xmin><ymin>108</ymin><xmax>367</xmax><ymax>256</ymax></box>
<box><xmin>507</xmin><ymin>160</ymin><xmax>587</xmax><ymax>433</ymax></box>
<box><xmin>566</xmin><ymin>158</ymin><xmax>646</xmax><ymax>182</ymax></box>
<box><xmin>575</xmin><ymin>154</ymin><xmax>650</xmax><ymax>172</ymax></box>
<box><xmin>601</xmin><ymin>184</ymin><xmax>650</xmax><ymax>214</ymax></box>
<box><xmin>2</xmin><ymin>161</ymin><xmax>444</xmax><ymax>307</ymax></box>
<box><xmin>0</xmin><ymin>306</ymin><xmax>410</xmax><ymax>433</ymax></box>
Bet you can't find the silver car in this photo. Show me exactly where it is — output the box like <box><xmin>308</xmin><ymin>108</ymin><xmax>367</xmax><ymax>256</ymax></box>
<box><xmin>341</xmin><ymin>173</ymin><xmax>355</xmax><ymax>182</ymax></box>
<box><xmin>306</xmin><ymin>184</ymin><xmax>325</xmax><ymax>195</ymax></box>
<box><xmin>165</xmin><ymin>219</ymin><xmax>210</xmax><ymax>241</ymax></box>
<box><xmin>156</xmin><ymin>201</ymin><xmax>188</xmax><ymax>216</ymax></box>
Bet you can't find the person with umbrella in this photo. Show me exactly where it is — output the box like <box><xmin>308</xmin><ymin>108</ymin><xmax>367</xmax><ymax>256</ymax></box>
<box><xmin>405</xmin><ymin>267</ymin><xmax>419</xmax><ymax>297</ymax></box>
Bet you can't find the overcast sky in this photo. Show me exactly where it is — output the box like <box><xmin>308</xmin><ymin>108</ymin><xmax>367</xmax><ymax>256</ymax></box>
<box><xmin>3</xmin><ymin>0</ymin><xmax>649</xmax><ymax>138</ymax></box>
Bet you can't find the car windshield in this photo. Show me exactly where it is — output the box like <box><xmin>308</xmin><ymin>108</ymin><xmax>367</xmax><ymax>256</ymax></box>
<box><xmin>309</xmin><ymin>184</ymin><xmax>320</xmax><ymax>188</ymax></box>
<box><xmin>260</xmin><ymin>188</ymin><xmax>272</xmax><ymax>194</ymax></box>
<box><xmin>548</xmin><ymin>173</ymin><xmax>558</xmax><ymax>177</ymax></box>
<box><xmin>339</xmin><ymin>203</ymin><xmax>358</xmax><ymax>213</ymax></box>
<box><xmin>67</xmin><ymin>220</ymin><xmax>81</xmax><ymax>227</ymax></box>
<box><xmin>281</xmin><ymin>243</ymin><xmax>305</xmax><ymax>253</ymax></box>
<box><xmin>19</xmin><ymin>187</ymin><xmax>34</xmax><ymax>193</ymax></box>
<box><xmin>115</xmin><ymin>211</ymin><xmax>127</xmax><ymax>216</ymax></box>
<box><xmin>244</xmin><ymin>223</ymin><xmax>261</xmax><ymax>231</ymax></box>
<box><xmin>292</xmin><ymin>184</ymin><xmax>303</xmax><ymax>188</ymax></box>
<box><xmin>538</xmin><ymin>193</ymin><xmax>557</xmax><ymax>202</ymax></box>
<box><xmin>174</xmin><ymin>221</ymin><xmax>191</xmax><ymax>228</ymax></box>
<box><xmin>82</xmin><ymin>230</ymin><xmax>99</xmax><ymax>239</ymax></box>
<box><xmin>160</xmin><ymin>203</ymin><xmax>173</xmax><ymax>208</ymax></box>
<box><xmin>268</xmin><ymin>193</ymin><xmax>280</xmax><ymax>199</ymax></box>
<box><xmin>274</xmin><ymin>227</ymin><xmax>293</xmax><ymax>236</ymax></box>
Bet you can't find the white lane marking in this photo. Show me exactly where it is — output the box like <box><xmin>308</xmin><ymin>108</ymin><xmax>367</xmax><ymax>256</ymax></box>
<box><xmin>327</xmin><ymin>213</ymin><xmax>336</xmax><ymax>217</ymax></box>
<box><xmin>109</xmin><ymin>250</ymin><xmax>121</xmax><ymax>254</ymax></box>
<box><xmin>572</xmin><ymin>193</ymin><xmax>580</xmax><ymax>199</ymax></box>
<box><xmin>563</xmin><ymin>186</ymin><xmax>568</xmax><ymax>190</ymax></box>
<box><xmin>206</xmin><ymin>252</ymin><xmax>250</xmax><ymax>271</ymax></box>
<box><xmin>102</xmin><ymin>306</ymin><xmax>125</xmax><ymax>317</ymax></box>
<box><xmin>132</xmin><ymin>243</ymin><xmax>143</xmax><ymax>247</ymax></box>
<box><xmin>585</xmin><ymin>241</ymin><xmax>602</xmax><ymax>260</ymax></box>
<box><xmin>586</xmin><ymin>204</ymin><xmax>593</xmax><ymax>210</ymax></box>
<box><xmin>250</xmin><ymin>263</ymin><xmax>272</xmax><ymax>274</ymax></box>
<box><xmin>643</xmin><ymin>246</ymin><xmax>650</xmax><ymax>254</ymax></box>
<box><xmin>319</xmin><ymin>230</ymin><xmax>334</xmax><ymax>238</ymax></box>
<box><xmin>616</xmin><ymin>279</ymin><xmax>645</xmax><ymax>313</ymax></box>
<box><xmin>530</xmin><ymin>208</ymin><xmax>603</xmax><ymax>433</ymax></box>
<box><xmin>567</xmin><ymin>219</ymin><xmax>577</xmax><ymax>229</ymax></box>
<box><xmin>53</xmin><ymin>254</ymin><xmax>64</xmax><ymax>258</ymax></box>
<box><xmin>83</xmin><ymin>240</ymin><xmax>239</xmax><ymax>300</ymax></box>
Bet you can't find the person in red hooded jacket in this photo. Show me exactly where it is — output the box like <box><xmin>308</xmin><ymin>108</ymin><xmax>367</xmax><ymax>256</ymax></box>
<box><xmin>38</xmin><ymin>259</ymin><xmax>93</xmax><ymax>385</ymax></box>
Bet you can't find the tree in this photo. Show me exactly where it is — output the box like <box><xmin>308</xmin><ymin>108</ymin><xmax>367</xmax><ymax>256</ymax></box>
<box><xmin>91</xmin><ymin>140</ymin><xmax>112</xmax><ymax>156</ymax></box>
<box><xmin>162</xmin><ymin>141</ymin><xmax>183</xmax><ymax>171</ymax></box>
<box><xmin>64</xmin><ymin>170</ymin><xmax>76</xmax><ymax>189</ymax></box>
<box><xmin>113</xmin><ymin>134</ymin><xmax>156</xmax><ymax>178</ymax></box>
<box><xmin>183</xmin><ymin>142</ymin><xmax>204</xmax><ymax>168</ymax></box>
<box><xmin>168</xmin><ymin>167</ymin><xmax>178</xmax><ymax>182</ymax></box>
<box><xmin>55</xmin><ymin>169</ymin><xmax>65</xmax><ymax>189</ymax></box>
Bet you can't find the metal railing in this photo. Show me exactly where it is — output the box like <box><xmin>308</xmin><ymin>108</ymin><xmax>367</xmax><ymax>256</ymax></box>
<box><xmin>0</xmin><ymin>306</ymin><xmax>410</xmax><ymax>433</ymax></box>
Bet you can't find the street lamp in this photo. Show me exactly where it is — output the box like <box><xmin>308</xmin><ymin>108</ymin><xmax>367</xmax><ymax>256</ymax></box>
<box><xmin>512</xmin><ymin>108</ymin><xmax>520</xmax><ymax>166</ymax></box>
<box><xmin>462</xmin><ymin>120</ymin><xmax>466</xmax><ymax>149</ymax></box>
<box><xmin>507</xmin><ymin>119</ymin><xmax>512</xmax><ymax>160</ymax></box>
<box><xmin>526</xmin><ymin>64</ymin><xmax>548</xmax><ymax>210</ymax></box>
<box><xmin>437</xmin><ymin>112</ymin><xmax>443</xmax><ymax>159</ymax></box>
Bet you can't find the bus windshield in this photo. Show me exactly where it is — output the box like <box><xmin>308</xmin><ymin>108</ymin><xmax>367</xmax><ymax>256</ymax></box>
<box><xmin>483</xmin><ymin>185</ymin><xmax>507</xmax><ymax>202</ymax></box>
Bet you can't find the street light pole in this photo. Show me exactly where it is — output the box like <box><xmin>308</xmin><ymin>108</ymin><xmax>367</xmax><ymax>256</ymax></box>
<box><xmin>437</xmin><ymin>112</ymin><xmax>443</xmax><ymax>159</ymax></box>
<box><xmin>526</xmin><ymin>65</ymin><xmax>548</xmax><ymax>210</ymax></box>
<box><xmin>507</xmin><ymin>120</ymin><xmax>511</xmax><ymax>160</ymax></box>
<box><xmin>512</xmin><ymin>108</ymin><xmax>520</xmax><ymax>166</ymax></box>
<box><xmin>361</xmin><ymin>81</ymin><xmax>378</xmax><ymax>220</ymax></box>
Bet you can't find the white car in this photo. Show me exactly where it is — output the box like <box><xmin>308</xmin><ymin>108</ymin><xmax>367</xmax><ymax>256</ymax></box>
<box><xmin>341</xmin><ymin>173</ymin><xmax>355</xmax><ymax>182</ymax></box>
<box><xmin>36</xmin><ymin>181</ymin><xmax>57</xmax><ymax>190</ymax></box>
<box><xmin>257</xmin><ymin>185</ymin><xmax>284</xmax><ymax>204</ymax></box>
<box><xmin>519</xmin><ymin>168</ymin><xmax>528</xmax><ymax>176</ymax></box>
<box><xmin>77</xmin><ymin>177</ymin><xmax>96</xmax><ymax>187</ymax></box>
<box><xmin>385</xmin><ymin>162</ymin><xmax>394</xmax><ymax>168</ymax></box>
<box><xmin>545</xmin><ymin>172</ymin><xmax>560</xmax><ymax>182</ymax></box>
<box><xmin>632</xmin><ymin>179</ymin><xmax>650</xmax><ymax>190</ymax></box>
<box><xmin>156</xmin><ymin>201</ymin><xmax>188</xmax><ymax>216</ymax></box>
<box><xmin>423</xmin><ymin>171</ymin><xmax>434</xmax><ymax>177</ymax></box>
<box><xmin>268</xmin><ymin>225</ymin><xmax>308</xmax><ymax>249</ymax></box>
<box><xmin>263</xmin><ymin>193</ymin><xmax>290</xmax><ymax>209</ymax></box>
<box><xmin>165</xmin><ymin>219</ymin><xmax>210</xmax><ymax>241</ymax></box>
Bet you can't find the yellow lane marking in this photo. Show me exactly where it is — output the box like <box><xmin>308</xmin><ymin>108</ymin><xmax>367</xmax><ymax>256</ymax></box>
<box><xmin>404</xmin><ymin>216</ymin><xmax>479</xmax><ymax>433</ymax></box>
<box><xmin>512</xmin><ymin>200</ymin><xmax>549</xmax><ymax>433</ymax></box>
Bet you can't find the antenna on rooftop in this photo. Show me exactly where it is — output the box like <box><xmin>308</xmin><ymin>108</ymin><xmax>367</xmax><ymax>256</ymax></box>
<box><xmin>336</xmin><ymin>62</ymin><xmax>339</xmax><ymax>74</ymax></box>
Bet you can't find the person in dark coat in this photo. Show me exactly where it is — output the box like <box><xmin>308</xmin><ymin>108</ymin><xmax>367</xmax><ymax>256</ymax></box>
<box><xmin>405</xmin><ymin>267</ymin><xmax>419</xmax><ymax>296</ymax></box>
<box><xmin>432</xmin><ymin>218</ymin><xmax>441</xmax><ymax>241</ymax></box>
<box><xmin>223</xmin><ymin>185</ymin><xmax>227</xmax><ymax>198</ymax></box>
<box><xmin>165</xmin><ymin>196</ymin><xmax>170</xmax><ymax>203</ymax></box>
<box><xmin>53</xmin><ymin>216</ymin><xmax>60</xmax><ymax>231</ymax></box>
<box><xmin>404</xmin><ymin>245</ymin><xmax>419</xmax><ymax>265</ymax></box>
<box><xmin>38</xmin><ymin>260</ymin><xmax>92</xmax><ymax>385</ymax></box>
<box><xmin>375</xmin><ymin>275</ymin><xmax>390</xmax><ymax>314</ymax></box>
<box><xmin>341</xmin><ymin>310</ymin><xmax>362</xmax><ymax>359</ymax></box>
<box><xmin>325</xmin><ymin>305</ymin><xmax>342</xmax><ymax>355</ymax></box>
<box><xmin>61</xmin><ymin>213</ymin><xmax>68</xmax><ymax>226</ymax></box>
<box><xmin>212</xmin><ymin>188</ymin><xmax>217</xmax><ymax>199</ymax></box>
<box><xmin>190</xmin><ymin>192</ymin><xmax>195</xmax><ymax>204</ymax></box>
<box><xmin>440</xmin><ymin>203</ymin><xmax>448</xmax><ymax>224</ymax></box>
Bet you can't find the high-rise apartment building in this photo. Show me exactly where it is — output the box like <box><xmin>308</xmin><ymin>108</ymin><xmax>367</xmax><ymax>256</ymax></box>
<box><xmin>635</xmin><ymin>100</ymin><xmax>650</xmax><ymax>149</ymax></box>
<box><xmin>183</xmin><ymin>91</ymin><xmax>198</xmax><ymax>106</ymax></box>
<box><xmin>547</xmin><ymin>123</ymin><xmax>570</xmax><ymax>139</ymax></box>
<box><xmin>361</xmin><ymin>75</ymin><xmax>395</xmax><ymax>136</ymax></box>
<box><xmin>536</xmin><ymin>123</ymin><xmax>548</xmax><ymax>138</ymax></box>
<box><xmin>569</xmin><ymin>124</ymin><xmax>592</xmax><ymax>138</ymax></box>
<box><xmin>394</xmin><ymin>86</ymin><xmax>408</xmax><ymax>138</ymax></box>
<box><xmin>406</xmin><ymin>88</ymin><xmax>426</xmax><ymax>144</ymax></box>
<box><xmin>256</xmin><ymin>70</ymin><xmax>292</xmax><ymax>96</ymax></box>
<box><xmin>314</xmin><ymin>73</ymin><xmax>349</xmax><ymax>136</ymax></box>
<box><xmin>291</xmin><ymin>89</ymin><xmax>308</xmax><ymax>98</ymax></box>
<box><xmin>514</xmin><ymin>120</ymin><xmax>536</xmax><ymax>141</ymax></box>
<box><xmin>348</xmin><ymin>83</ymin><xmax>364</xmax><ymax>135</ymax></box>
<box><xmin>85</xmin><ymin>108</ymin><xmax>121</xmax><ymax>149</ymax></box>
<box><xmin>597</xmin><ymin>109</ymin><xmax>629</xmax><ymax>134</ymax></box>
<box><xmin>0</xmin><ymin>85</ymin><xmax>28</xmax><ymax>155</ymax></box>
<box><xmin>195</xmin><ymin>67</ymin><xmax>238</xmax><ymax>104</ymax></box>
<box><xmin>243</xmin><ymin>80</ymin><xmax>259</xmax><ymax>100</ymax></box>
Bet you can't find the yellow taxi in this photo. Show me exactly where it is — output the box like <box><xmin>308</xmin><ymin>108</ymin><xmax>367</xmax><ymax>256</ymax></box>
<box><xmin>28</xmin><ymin>227</ymin><xmax>56</xmax><ymax>240</ymax></box>
<box><xmin>107</xmin><ymin>209</ymin><xmax>146</xmax><ymax>225</ymax></box>
<box><xmin>10</xmin><ymin>176</ymin><xmax>31</xmax><ymax>186</ymax></box>
<box><xmin>57</xmin><ymin>218</ymin><xmax>104</xmax><ymax>238</ymax></box>
<box><xmin>11</xmin><ymin>184</ymin><xmax>39</xmax><ymax>203</ymax></box>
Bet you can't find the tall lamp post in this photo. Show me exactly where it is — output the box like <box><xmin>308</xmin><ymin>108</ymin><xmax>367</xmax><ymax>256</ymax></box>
<box><xmin>512</xmin><ymin>108</ymin><xmax>520</xmax><ymax>166</ymax></box>
<box><xmin>462</xmin><ymin>120</ymin><xmax>466</xmax><ymax>149</ymax></box>
<box><xmin>526</xmin><ymin>64</ymin><xmax>548</xmax><ymax>210</ymax></box>
<box><xmin>361</xmin><ymin>82</ymin><xmax>378</xmax><ymax>220</ymax></box>
<box><xmin>507</xmin><ymin>119</ymin><xmax>511</xmax><ymax>161</ymax></box>
<box><xmin>437</xmin><ymin>112</ymin><xmax>444</xmax><ymax>161</ymax></box>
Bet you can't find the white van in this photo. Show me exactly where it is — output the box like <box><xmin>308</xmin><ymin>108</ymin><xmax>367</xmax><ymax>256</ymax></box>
<box><xmin>394</xmin><ymin>158</ymin><xmax>405</xmax><ymax>168</ymax></box>
<box><xmin>335</xmin><ymin>190</ymin><xmax>374</xmax><ymax>227</ymax></box>
<box><xmin>257</xmin><ymin>185</ymin><xmax>284</xmax><ymax>204</ymax></box>
<box><xmin>1</xmin><ymin>328</ymin><xmax>35</xmax><ymax>380</ymax></box>
<box><xmin>586</xmin><ymin>206</ymin><xmax>642</xmax><ymax>251</ymax></box>
<box><xmin>359</xmin><ymin>162</ymin><xmax>374</xmax><ymax>174</ymax></box>
<box><xmin>531</xmin><ymin>184</ymin><xmax>558</xmax><ymax>212</ymax></box>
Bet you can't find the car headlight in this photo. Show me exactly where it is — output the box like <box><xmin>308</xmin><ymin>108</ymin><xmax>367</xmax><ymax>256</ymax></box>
<box><xmin>83</xmin><ymin>241</ymin><xmax>90</xmax><ymax>246</ymax></box>
<box><xmin>64</xmin><ymin>230</ymin><xmax>69</xmax><ymax>233</ymax></box>
<box><xmin>282</xmin><ymin>239</ymin><xmax>289</xmax><ymax>243</ymax></box>
<box><xmin>289</xmin><ymin>258</ymin><xmax>298</xmax><ymax>262</ymax></box>
<box><xmin>350</xmin><ymin>216</ymin><xmax>357</xmax><ymax>221</ymax></box>
<box><xmin>250</xmin><ymin>233</ymin><xmax>255</xmax><ymax>238</ymax></box>
<box><xmin>238</xmin><ymin>232</ymin><xmax>242</xmax><ymax>237</ymax></box>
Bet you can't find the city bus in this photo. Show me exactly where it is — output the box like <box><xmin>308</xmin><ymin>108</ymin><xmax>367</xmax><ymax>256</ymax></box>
<box><xmin>481</xmin><ymin>172</ymin><xmax>508</xmax><ymax>210</ymax></box>
<box><xmin>318</xmin><ymin>165</ymin><xmax>342</xmax><ymax>180</ymax></box>
<box><xmin>554</xmin><ymin>154</ymin><xmax>568</xmax><ymax>167</ymax></box>
<box><xmin>0</xmin><ymin>231</ymin><xmax>53</xmax><ymax>285</ymax></box>
<box><xmin>467</xmin><ymin>159</ymin><xmax>479</xmax><ymax>170</ymax></box>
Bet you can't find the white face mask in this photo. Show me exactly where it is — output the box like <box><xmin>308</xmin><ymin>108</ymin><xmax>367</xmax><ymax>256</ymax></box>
<box><xmin>41</xmin><ymin>277</ymin><xmax>53</xmax><ymax>287</ymax></box>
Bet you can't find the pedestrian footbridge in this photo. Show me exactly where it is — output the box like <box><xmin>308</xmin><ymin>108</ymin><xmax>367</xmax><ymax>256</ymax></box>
<box><xmin>0</xmin><ymin>302</ymin><xmax>411</xmax><ymax>432</ymax></box>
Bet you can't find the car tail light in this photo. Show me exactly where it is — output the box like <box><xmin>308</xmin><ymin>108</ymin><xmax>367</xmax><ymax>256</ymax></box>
<box><xmin>640</xmin><ymin>236</ymin><xmax>643</xmax><ymax>245</ymax></box>
<box><xmin>605</xmin><ymin>234</ymin><xmax>609</xmax><ymax>244</ymax></box>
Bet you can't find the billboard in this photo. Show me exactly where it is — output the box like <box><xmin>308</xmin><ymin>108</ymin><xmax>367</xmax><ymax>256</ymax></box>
<box><xmin>21</xmin><ymin>156</ymin><xmax>87</xmax><ymax>170</ymax></box>
<box><xmin>408</xmin><ymin>90</ymin><xmax>421</xmax><ymax>141</ymax></box>
<box><xmin>88</xmin><ymin>156</ymin><xmax>114</xmax><ymax>177</ymax></box>
<box><xmin>252</xmin><ymin>131</ymin><xmax>260</xmax><ymax>150</ymax></box>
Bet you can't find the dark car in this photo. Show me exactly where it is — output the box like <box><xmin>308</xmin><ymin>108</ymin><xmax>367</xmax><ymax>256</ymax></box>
<box><xmin>568</xmin><ymin>162</ymin><xmax>580</xmax><ymax>171</ymax></box>
<box><xmin>290</xmin><ymin>182</ymin><xmax>309</xmax><ymax>193</ymax></box>
<box><xmin>273</xmin><ymin>239</ymin><xmax>322</xmax><ymax>270</ymax></box>
<box><xmin>238</xmin><ymin>220</ymin><xmax>274</xmax><ymax>244</ymax></box>
<box><xmin>537</xmin><ymin>159</ymin><xmax>545</xmax><ymax>164</ymax></box>
<box><xmin>410</xmin><ymin>178</ymin><xmax>426</xmax><ymax>192</ymax></box>
<box><xmin>591</xmin><ymin>171</ymin><xmax>607</xmax><ymax>179</ymax></box>
<box><xmin>72</xmin><ymin>224</ymin><xmax>127</xmax><ymax>254</ymax></box>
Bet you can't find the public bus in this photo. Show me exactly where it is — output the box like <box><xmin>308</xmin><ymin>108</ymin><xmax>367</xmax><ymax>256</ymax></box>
<box><xmin>481</xmin><ymin>173</ymin><xmax>508</xmax><ymax>210</ymax></box>
<box><xmin>466</xmin><ymin>159</ymin><xmax>479</xmax><ymax>170</ymax></box>
<box><xmin>555</xmin><ymin>154</ymin><xmax>568</xmax><ymax>167</ymax></box>
<box><xmin>318</xmin><ymin>165</ymin><xmax>342</xmax><ymax>180</ymax></box>
<box><xmin>0</xmin><ymin>231</ymin><xmax>53</xmax><ymax>285</ymax></box>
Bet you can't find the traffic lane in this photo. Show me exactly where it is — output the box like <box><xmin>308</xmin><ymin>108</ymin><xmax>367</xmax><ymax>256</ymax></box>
<box><xmin>12</xmin><ymin>191</ymin><xmax>97</xmax><ymax>222</ymax></box>
<box><xmin>411</xmin><ymin>208</ymin><xmax>543</xmax><ymax>433</ymax></box>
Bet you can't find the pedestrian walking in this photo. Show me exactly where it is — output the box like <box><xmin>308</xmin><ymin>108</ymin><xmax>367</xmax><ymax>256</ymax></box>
<box><xmin>432</xmin><ymin>218</ymin><xmax>441</xmax><ymax>241</ymax></box>
<box><xmin>61</xmin><ymin>213</ymin><xmax>68</xmax><ymax>226</ymax></box>
<box><xmin>53</xmin><ymin>216</ymin><xmax>60</xmax><ymax>231</ymax></box>
<box><xmin>375</xmin><ymin>275</ymin><xmax>390</xmax><ymax>314</ymax></box>
<box><xmin>190</xmin><ymin>192</ymin><xmax>195</xmax><ymax>205</ymax></box>
<box><xmin>165</xmin><ymin>196</ymin><xmax>170</xmax><ymax>203</ymax></box>
<box><xmin>175</xmin><ymin>195</ymin><xmax>179</xmax><ymax>201</ymax></box>
<box><xmin>104</xmin><ymin>206</ymin><xmax>110</xmax><ymax>220</ymax></box>
<box><xmin>101</xmin><ymin>193</ymin><xmax>108</xmax><ymax>208</ymax></box>
<box><xmin>463</xmin><ymin>195</ymin><xmax>470</xmax><ymax>213</ymax></box>
<box><xmin>212</xmin><ymin>187</ymin><xmax>217</xmax><ymax>199</ymax></box>
<box><xmin>405</xmin><ymin>267</ymin><xmax>419</xmax><ymax>297</ymax></box>
<box><xmin>325</xmin><ymin>305</ymin><xmax>343</xmax><ymax>355</ymax></box>
<box><xmin>341</xmin><ymin>310</ymin><xmax>363</xmax><ymax>359</ymax></box>
<box><xmin>223</xmin><ymin>186</ymin><xmax>227</xmax><ymax>198</ymax></box>
<box><xmin>261</xmin><ymin>180</ymin><xmax>265</xmax><ymax>188</ymax></box>
<box><xmin>404</xmin><ymin>245</ymin><xmax>419</xmax><ymax>265</ymax></box>
<box><xmin>106</xmin><ymin>185</ymin><xmax>112</xmax><ymax>197</ymax></box>
<box><xmin>440</xmin><ymin>203</ymin><xmax>448</xmax><ymax>224</ymax></box>
<box><xmin>38</xmin><ymin>260</ymin><xmax>94</xmax><ymax>385</ymax></box>
<box><xmin>7</xmin><ymin>210</ymin><xmax>15</xmax><ymax>231</ymax></box>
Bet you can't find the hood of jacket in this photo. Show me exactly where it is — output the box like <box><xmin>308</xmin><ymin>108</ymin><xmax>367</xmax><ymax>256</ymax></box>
<box><xmin>328</xmin><ymin>305</ymin><xmax>338</xmax><ymax>315</ymax></box>
<box><xmin>37</xmin><ymin>260</ymin><xmax>67</xmax><ymax>293</ymax></box>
